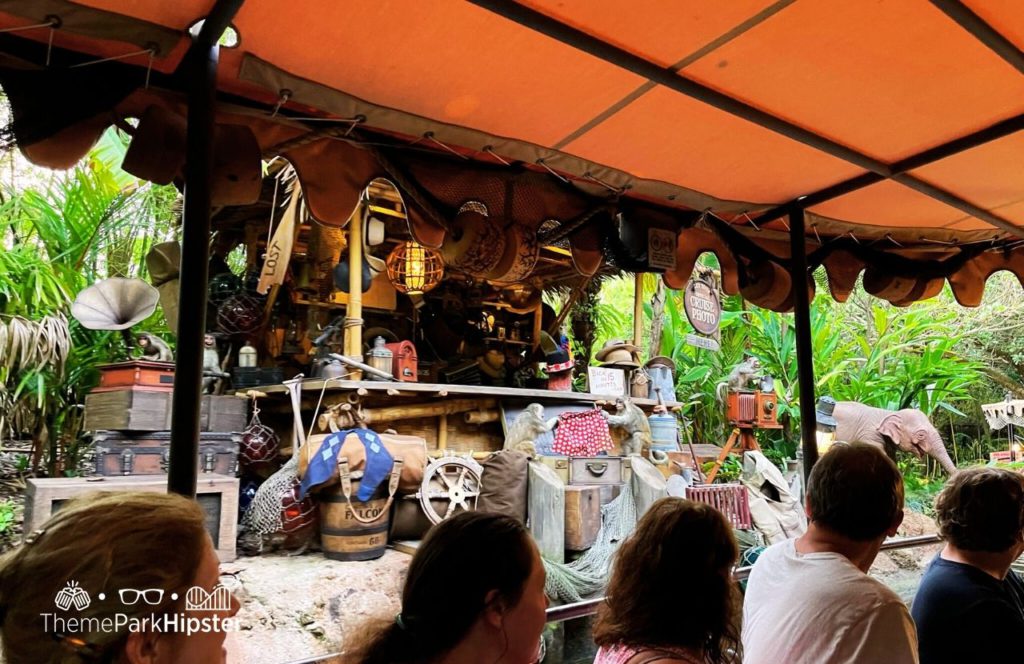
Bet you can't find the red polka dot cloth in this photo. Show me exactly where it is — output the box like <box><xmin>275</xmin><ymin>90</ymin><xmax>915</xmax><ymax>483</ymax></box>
<box><xmin>552</xmin><ymin>409</ymin><xmax>613</xmax><ymax>456</ymax></box>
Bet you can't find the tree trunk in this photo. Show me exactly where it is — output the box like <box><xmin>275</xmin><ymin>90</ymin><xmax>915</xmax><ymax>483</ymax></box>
<box><xmin>570</xmin><ymin>279</ymin><xmax>602</xmax><ymax>374</ymax></box>
<box><xmin>650</xmin><ymin>277</ymin><xmax>666</xmax><ymax>358</ymax></box>
<box><xmin>982</xmin><ymin>367</ymin><xmax>1024</xmax><ymax>398</ymax></box>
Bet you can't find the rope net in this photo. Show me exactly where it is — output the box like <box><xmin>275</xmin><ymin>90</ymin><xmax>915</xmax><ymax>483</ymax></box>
<box><xmin>543</xmin><ymin>483</ymin><xmax>638</xmax><ymax>603</ymax></box>
<box><xmin>241</xmin><ymin>456</ymin><xmax>300</xmax><ymax>536</ymax></box>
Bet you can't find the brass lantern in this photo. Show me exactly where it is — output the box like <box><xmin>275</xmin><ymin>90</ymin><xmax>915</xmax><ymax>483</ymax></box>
<box><xmin>385</xmin><ymin>241</ymin><xmax>444</xmax><ymax>295</ymax></box>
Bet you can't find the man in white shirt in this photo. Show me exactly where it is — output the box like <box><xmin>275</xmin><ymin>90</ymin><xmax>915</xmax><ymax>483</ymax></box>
<box><xmin>742</xmin><ymin>442</ymin><xmax>918</xmax><ymax>664</ymax></box>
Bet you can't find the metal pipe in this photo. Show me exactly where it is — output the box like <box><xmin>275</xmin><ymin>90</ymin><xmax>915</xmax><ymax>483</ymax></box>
<box><xmin>789</xmin><ymin>209</ymin><xmax>819</xmax><ymax>482</ymax></box>
<box><xmin>167</xmin><ymin>0</ymin><xmax>246</xmax><ymax>497</ymax></box>
<box><xmin>328</xmin><ymin>353</ymin><xmax>394</xmax><ymax>381</ymax></box>
<box><xmin>167</xmin><ymin>42</ymin><xmax>218</xmax><ymax>498</ymax></box>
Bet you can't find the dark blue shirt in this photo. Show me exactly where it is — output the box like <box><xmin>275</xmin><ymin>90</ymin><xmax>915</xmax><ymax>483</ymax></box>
<box><xmin>911</xmin><ymin>555</ymin><xmax>1024</xmax><ymax>664</ymax></box>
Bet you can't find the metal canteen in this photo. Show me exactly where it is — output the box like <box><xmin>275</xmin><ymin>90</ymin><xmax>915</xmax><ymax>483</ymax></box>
<box><xmin>333</xmin><ymin>254</ymin><xmax>373</xmax><ymax>293</ymax></box>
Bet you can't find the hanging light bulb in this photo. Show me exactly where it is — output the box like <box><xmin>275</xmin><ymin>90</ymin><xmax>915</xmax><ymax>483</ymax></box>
<box><xmin>386</xmin><ymin>240</ymin><xmax>444</xmax><ymax>295</ymax></box>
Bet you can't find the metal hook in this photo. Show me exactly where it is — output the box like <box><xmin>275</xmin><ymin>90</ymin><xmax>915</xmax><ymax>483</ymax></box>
<box><xmin>343</xmin><ymin>115</ymin><xmax>365</xmax><ymax>138</ymax></box>
<box><xmin>482</xmin><ymin>145</ymin><xmax>511</xmax><ymax>166</ymax></box>
<box><xmin>740</xmin><ymin>211</ymin><xmax>760</xmax><ymax>232</ymax></box>
<box><xmin>271</xmin><ymin>89</ymin><xmax>292</xmax><ymax>118</ymax></box>
<box><xmin>885</xmin><ymin>233</ymin><xmax>903</xmax><ymax>248</ymax></box>
<box><xmin>144</xmin><ymin>48</ymin><xmax>155</xmax><ymax>89</ymax></box>
<box><xmin>847</xmin><ymin>231</ymin><xmax>861</xmax><ymax>245</ymax></box>
<box><xmin>918</xmin><ymin>236</ymin><xmax>958</xmax><ymax>246</ymax></box>
<box><xmin>423</xmin><ymin>132</ymin><xmax>469</xmax><ymax>160</ymax></box>
<box><xmin>536</xmin><ymin>158</ymin><xmax>569</xmax><ymax>184</ymax></box>
<box><xmin>812</xmin><ymin>224</ymin><xmax>822</xmax><ymax>245</ymax></box>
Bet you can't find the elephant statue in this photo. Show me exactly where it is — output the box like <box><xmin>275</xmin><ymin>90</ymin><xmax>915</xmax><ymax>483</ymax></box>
<box><xmin>833</xmin><ymin>401</ymin><xmax>957</xmax><ymax>474</ymax></box>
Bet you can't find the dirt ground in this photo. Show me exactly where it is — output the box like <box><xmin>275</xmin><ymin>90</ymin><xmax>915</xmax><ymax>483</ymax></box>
<box><xmin>223</xmin><ymin>549</ymin><xmax>411</xmax><ymax>664</ymax></box>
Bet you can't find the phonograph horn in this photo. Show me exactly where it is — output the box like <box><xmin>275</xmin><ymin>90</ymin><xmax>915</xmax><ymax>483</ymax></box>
<box><xmin>71</xmin><ymin>277</ymin><xmax>160</xmax><ymax>351</ymax></box>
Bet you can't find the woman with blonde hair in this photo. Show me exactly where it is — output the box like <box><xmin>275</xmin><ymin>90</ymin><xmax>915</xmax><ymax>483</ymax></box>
<box><xmin>593</xmin><ymin>497</ymin><xmax>741</xmax><ymax>664</ymax></box>
<box><xmin>0</xmin><ymin>491</ymin><xmax>239</xmax><ymax>663</ymax></box>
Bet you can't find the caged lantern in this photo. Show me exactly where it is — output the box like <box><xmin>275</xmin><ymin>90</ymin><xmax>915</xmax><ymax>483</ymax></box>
<box><xmin>385</xmin><ymin>241</ymin><xmax>444</xmax><ymax>295</ymax></box>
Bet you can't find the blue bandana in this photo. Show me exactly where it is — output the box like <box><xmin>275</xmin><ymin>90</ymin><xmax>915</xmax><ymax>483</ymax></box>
<box><xmin>299</xmin><ymin>429</ymin><xmax>394</xmax><ymax>501</ymax></box>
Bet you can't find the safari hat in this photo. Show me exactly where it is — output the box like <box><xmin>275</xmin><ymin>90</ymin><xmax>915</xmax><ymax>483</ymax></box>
<box><xmin>645</xmin><ymin>356</ymin><xmax>676</xmax><ymax>373</ymax></box>
<box><xmin>595</xmin><ymin>339</ymin><xmax>640</xmax><ymax>367</ymax></box>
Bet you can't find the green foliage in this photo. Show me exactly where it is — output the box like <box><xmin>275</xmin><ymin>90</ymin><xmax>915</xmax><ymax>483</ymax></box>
<box><xmin>0</xmin><ymin>126</ymin><xmax>179</xmax><ymax>474</ymax></box>
<box><xmin>702</xmin><ymin>455</ymin><xmax>742</xmax><ymax>484</ymax></box>
<box><xmin>899</xmin><ymin>458</ymin><xmax>946</xmax><ymax>516</ymax></box>
<box><xmin>0</xmin><ymin>501</ymin><xmax>14</xmax><ymax>534</ymax></box>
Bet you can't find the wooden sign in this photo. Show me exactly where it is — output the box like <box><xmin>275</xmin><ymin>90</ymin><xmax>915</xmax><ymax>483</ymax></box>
<box><xmin>686</xmin><ymin>334</ymin><xmax>721</xmax><ymax>352</ymax></box>
<box><xmin>588</xmin><ymin>366</ymin><xmax>626</xmax><ymax>397</ymax></box>
<box><xmin>648</xmin><ymin>228</ymin><xmax>677</xmax><ymax>270</ymax></box>
<box><xmin>683</xmin><ymin>277</ymin><xmax>721</xmax><ymax>335</ymax></box>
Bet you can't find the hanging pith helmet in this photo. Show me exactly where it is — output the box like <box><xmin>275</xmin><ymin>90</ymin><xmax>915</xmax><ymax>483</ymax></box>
<box><xmin>440</xmin><ymin>208</ymin><xmax>507</xmax><ymax>276</ymax></box>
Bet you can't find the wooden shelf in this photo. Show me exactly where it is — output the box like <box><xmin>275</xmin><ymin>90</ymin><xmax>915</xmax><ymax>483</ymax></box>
<box><xmin>244</xmin><ymin>379</ymin><xmax>682</xmax><ymax>409</ymax></box>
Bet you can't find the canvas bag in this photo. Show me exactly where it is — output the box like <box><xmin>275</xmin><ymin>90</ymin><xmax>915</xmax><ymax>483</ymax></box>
<box><xmin>476</xmin><ymin>450</ymin><xmax>529</xmax><ymax>523</ymax></box>
<box><xmin>297</xmin><ymin>431</ymin><xmax>427</xmax><ymax>494</ymax></box>
<box><xmin>740</xmin><ymin>451</ymin><xmax>807</xmax><ymax>545</ymax></box>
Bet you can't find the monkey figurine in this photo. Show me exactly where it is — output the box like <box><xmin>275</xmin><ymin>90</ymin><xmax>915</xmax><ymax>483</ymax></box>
<box><xmin>503</xmin><ymin>403</ymin><xmax>556</xmax><ymax>457</ymax></box>
<box><xmin>603</xmin><ymin>398</ymin><xmax>654</xmax><ymax>459</ymax></box>
<box><xmin>136</xmin><ymin>332</ymin><xmax>173</xmax><ymax>362</ymax></box>
<box><xmin>202</xmin><ymin>334</ymin><xmax>230</xmax><ymax>394</ymax></box>
<box><xmin>716</xmin><ymin>356</ymin><xmax>762</xmax><ymax>403</ymax></box>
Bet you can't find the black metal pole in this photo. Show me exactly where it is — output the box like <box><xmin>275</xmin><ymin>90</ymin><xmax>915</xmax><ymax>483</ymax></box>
<box><xmin>168</xmin><ymin>43</ymin><xmax>218</xmax><ymax>497</ymax></box>
<box><xmin>790</xmin><ymin>208</ymin><xmax>818</xmax><ymax>482</ymax></box>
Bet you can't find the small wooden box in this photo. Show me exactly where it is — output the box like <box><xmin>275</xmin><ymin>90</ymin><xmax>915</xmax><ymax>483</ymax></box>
<box><xmin>92</xmin><ymin>431</ymin><xmax>239</xmax><ymax>477</ymax></box>
<box><xmin>565</xmin><ymin>485</ymin><xmax>601</xmax><ymax>551</ymax></box>
<box><xmin>84</xmin><ymin>388</ymin><xmax>172</xmax><ymax>431</ymax></box>
<box><xmin>94</xmin><ymin>360</ymin><xmax>175</xmax><ymax>392</ymax></box>
<box><xmin>569</xmin><ymin>456</ymin><xmax>624</xmax><ymax>485</ymax></box>
<box><xmin>24</xmin><ymin>474</ymin><xmax>239</xmax><ymax>561</ymax></box>
<box><xmin>385</xmin><ymin>341</ymin><xmax>418</xmax><ymax>382</ymax></box>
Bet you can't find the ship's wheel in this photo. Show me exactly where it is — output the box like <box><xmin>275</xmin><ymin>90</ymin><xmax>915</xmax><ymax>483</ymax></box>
<box><xmin>418</xmin><ymin>455</ymin><xmax>483</xmax><ymax>524</ymax></box>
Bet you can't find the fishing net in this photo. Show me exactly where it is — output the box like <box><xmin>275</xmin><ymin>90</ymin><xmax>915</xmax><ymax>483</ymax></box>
<box><xmin>240</xmin><ymin>456</ymin><xmax>316</xmax><ymax>537</ymax></box>
<box><xmin>542</xmin><ymin>484</ymin><xmax>638</xmax><ymax>603</ymax></box>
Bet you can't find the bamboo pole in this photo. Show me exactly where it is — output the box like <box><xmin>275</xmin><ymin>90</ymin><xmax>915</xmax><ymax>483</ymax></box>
<box><xmin>344</xmin><ymin>202</ymin><xmax>364</xmax><ymax>379</ymax></box>
<box><xmin>633</xmin><ymin>272</ymin><xmax>643</xmax><ymax>350</ymax></box>
<box><xmin>438</xmin><ymin>414</ymin><xmax>448</xmax><ymax>450</ymax></box>
<box><xmin>465</xmin><ymin>410</ymin><xmax>500</xmax><ymax>424</ymax></box>
<box><xmin>320</xmin><ymin>398</ymin><xmax>498</xmax><ymax>430</ymax></box>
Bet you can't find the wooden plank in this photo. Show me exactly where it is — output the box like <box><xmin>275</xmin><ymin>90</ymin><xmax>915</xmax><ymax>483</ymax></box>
<box><xmin>248</xmin><ymin>379</ymin><xmax>684</xmax><ymax>409</ymax></box>
<box><xmin>528</xmin><ymin>461</ymin><xmax>565</xmax><ymax>563</ymax></box>
<box><xmin>630</xmin><ymin>456</ymin><xmax>667</xmax><ymax>518</ymax></box>
<box><xmin>565</xmin><ymin>485</ymin><xmax>601</xmax><ymax>551</ymax></box>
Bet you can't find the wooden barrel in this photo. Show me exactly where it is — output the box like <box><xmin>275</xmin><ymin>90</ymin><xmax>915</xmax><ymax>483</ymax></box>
<box><xmin>320</xmin><ymin>481</ymin><xmax>390</xmax><ymax>561</ymax></box>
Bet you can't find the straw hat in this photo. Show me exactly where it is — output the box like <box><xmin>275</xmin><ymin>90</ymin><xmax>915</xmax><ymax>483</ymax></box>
<box><xmin>477</xmin><ymin>349</ymin><xmax>506</xmax><ymax>379</ymax></box>
<box><xmin>595</xmin><ymin>339</ymin><xmax>639</xmax><ymax>368</ymax></box>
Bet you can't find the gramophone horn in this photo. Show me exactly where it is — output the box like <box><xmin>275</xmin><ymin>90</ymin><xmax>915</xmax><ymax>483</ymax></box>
<box><xmin>71</xmin><ymin>278</ymin><xmax>159</xmax><ymax>330</ymax></box>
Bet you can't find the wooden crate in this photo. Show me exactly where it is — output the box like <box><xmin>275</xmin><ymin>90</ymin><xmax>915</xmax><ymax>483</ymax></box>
<box><xmin>565</xmin><ymin>485</ymin><xmax>601</xmax><ymax>551</ymax></box>
<box><xmin>94</xmin><ymin>360</ymin><xmax>175</xmax><ymax>392</ymax></box>
<box><xmin>24</xmin><ymin>474</ymin><xmax>238</xmax><ymax>561</ymax></box>
<box><xmin>685</xmin><ymin>483</ymin><xmax>752</xmax><ymax>530</ymax></box>
<box><xmin>91</xmin><ymin>431</ymin><xmax>239</xmax><ymax>477</ymax></box>
<box><xmin>200</xmin><ymin>395</ymin><xmax>249</xmax><ymax>432</ymax></box>
<box><xmin>84</xmin><ymin>388</ymin><xmax>171</xmax><ymax>431</ymax></box>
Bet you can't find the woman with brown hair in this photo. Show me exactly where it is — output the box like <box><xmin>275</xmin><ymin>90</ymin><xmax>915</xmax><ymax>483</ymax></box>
<box><xmin>593</xmin><ymin>497</ymin><xmax>741</xmax><ymax>664</ymax></box>
<box><xmin>0</xmin><ymin>491</ymin><xmax>239</xmax><ymax>664</ymax></box>
<box><xmin>346</xmin><ymin>511</ymin><xmax>548</xmax><ymax>664</ymax></box>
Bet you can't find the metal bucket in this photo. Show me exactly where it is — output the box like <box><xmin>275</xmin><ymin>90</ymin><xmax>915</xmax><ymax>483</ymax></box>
<box><xmin>649</xmin><ymin>412</ymin><xmax>680</xmax><ymax>453</ymax></box>
<box><xmin>648</xmin><ymin>365</ymin><xmax>676</xmax><ymax>402</ymax></box>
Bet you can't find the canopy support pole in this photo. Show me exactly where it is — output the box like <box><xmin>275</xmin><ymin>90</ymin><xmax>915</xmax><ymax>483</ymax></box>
<box><xmin>168</xmin><ymin>0</ymin><xmax>245</xmax><ymax>497</ymax></box>
<box><xmin>344</xmin><ymin>202</ymin><xmax>364</xmax><ymax>379</ymax></box>
<box><xmin>633</xmin><ymin>272</ymin><xmax>643</xmax><ymax>350</ymax></box>
<box><xmin>789</xmin><ymin>208</ymin><xmax>818</xmax><ymax>482</ymax></box>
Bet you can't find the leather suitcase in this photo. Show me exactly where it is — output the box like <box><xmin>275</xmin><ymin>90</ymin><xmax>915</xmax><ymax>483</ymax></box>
<box><xmin>569</xmin><ymin>456</ymin><xmax>625</xmax><ymax>485</ymax></box>
<box><xmin>91</xmin><ymin>431</ymin><xmax>240</xmax><ymax>476</ymax></box>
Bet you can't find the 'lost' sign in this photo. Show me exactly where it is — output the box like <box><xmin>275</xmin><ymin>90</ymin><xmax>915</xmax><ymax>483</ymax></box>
<box><xmin>683</xmin><ymin>277</ymin><xmax>721</xmax><ymax>336</ymax></box>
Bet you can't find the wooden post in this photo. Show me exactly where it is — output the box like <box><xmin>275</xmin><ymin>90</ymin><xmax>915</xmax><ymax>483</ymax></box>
<box><xmin>630</xmin><ymin>455</ymin><xmax>667</xmax><ymax>517</ymax></box>
<box><xmin>528</xmin><ymin>461</ymin><xmax>565</xmax><ymax>563</ymax></box>
<box><xmin>633</xmin><ymin>272</ymin><xmax>644</xmax><ymax>351</ymax></box>
<box><xmin>344</xmin><ymin>203</ymin><xmax>364</xmax><ymax>379</ymax></box>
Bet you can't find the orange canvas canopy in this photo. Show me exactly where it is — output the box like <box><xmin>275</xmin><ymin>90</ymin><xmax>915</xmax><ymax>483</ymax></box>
<box><xmin>1</xmin><ymin>0</ymin><xmax>1023</xmax><ymax>310</ymax></box>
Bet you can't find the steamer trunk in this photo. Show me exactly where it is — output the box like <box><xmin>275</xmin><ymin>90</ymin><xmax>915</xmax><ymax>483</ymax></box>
<box><xmin>91</xmin><ymin>431</ymin><xmax>240</xmax><ymax>476</ymax></box>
